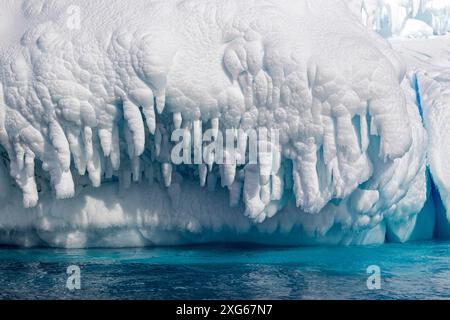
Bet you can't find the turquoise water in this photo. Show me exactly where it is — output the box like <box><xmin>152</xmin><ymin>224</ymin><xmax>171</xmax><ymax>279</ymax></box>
<box><xmin>0</xmin><ymin>241</ymin><xmax>449</xmax><ymax>300</ymax></box>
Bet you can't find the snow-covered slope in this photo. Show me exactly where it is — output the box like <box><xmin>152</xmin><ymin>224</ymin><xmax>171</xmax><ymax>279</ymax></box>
<box><xmin>0</xmin><ymin>0</ymin><xmax>444</xmax><ymax>247</ymax></box>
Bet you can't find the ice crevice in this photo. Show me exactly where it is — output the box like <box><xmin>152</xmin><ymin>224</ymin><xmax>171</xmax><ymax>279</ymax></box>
<box><xmin>0</xmin><ymin>0</ymin><xmax>445</xmax><ymax>247</ymax></box>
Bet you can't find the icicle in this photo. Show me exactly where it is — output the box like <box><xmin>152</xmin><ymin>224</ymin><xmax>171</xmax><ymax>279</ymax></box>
<box><xmin>21</xmin><ymin>151</ymin><xmax>38</xmax><ymax>208</ymax></box>
<box><xmin>123</xmin><ymin>100</ymin><xmax>145</xmax><ymax>157</ymax></box>
<box><xmin>98</xmin><ymin>128</ymin><xmax>113</xmax><ymax>157</ymax></box>
<box><xmin>54</xmin><ymin>169</ymin><xmax>75</xmax><ymax>199</ymax></box>
<box><xmin>173</xmin><ymin>112</ymin><xmax>182</xmax><ymax>130</ymax></box>
<box><xmin>67</xmin><ymin>129</ymin><xmax>86</xmax><ymax>175</ymax></box>
<box><xmin>24</xmin><ymin>151</ymin><xmax>34</xmax><ymax>178</ymax></box>
<box><xmin>131</xmin><ymin>89</ymin><xmax>156</xmax><ymax>135</ymax></box>
<box><xmin>49</xmin><ymin>121</ymin><xmax>71</xmax><ymax>171</ymax></box>
<box><xmin>199</xmin><ymin>164</ymin><xmax>207</xmax><ymax>187</ymax></box>
<box><xmin>84</xmin><ymin>127</ymin><xmax>94</xmax><ymax>165</ymax></box>
<box><xmin>360</xmin><ymin>113</ymin><xmax>369</xmax><ymax>152</ymax></box>
<box><xmin>144</xmin><ymin>103</ymin><xmax>156</xmax><ymax>135</ymax></box>
<box><xmin>162</xmin><ymin>163</ymin><xmax>172</xmax><ymax>187</ymax></box>
<box><xmin>14</xmin><ymin>143</ymin><xmax>25</xmax><ymax>172</ymax></box>
<box><xmin>155</xmin><ymin>91</ymin><xmax>166</xmax><ymax>114</ymax></box>
<box><xmin>83</xmin><ymin>127</ymin><xmax>102</xmax><ymax>187</ymax></box>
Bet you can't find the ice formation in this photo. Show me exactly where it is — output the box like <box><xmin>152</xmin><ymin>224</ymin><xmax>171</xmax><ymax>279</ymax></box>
<box><xmin>0</xmin><ymin>0</ymin><xmax>447</xmax><ymax>247</ymax></box>
<box><xmin>351</xmin><ymin>0</ymin><xmax>450</xmax><ymax>37</ymax></box>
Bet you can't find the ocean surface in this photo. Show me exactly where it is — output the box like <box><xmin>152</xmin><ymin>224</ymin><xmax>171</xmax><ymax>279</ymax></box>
<box><xmin>0</xmin><ymin>241</ymin><xmax>449</xmax><ymax>300</ymax></box>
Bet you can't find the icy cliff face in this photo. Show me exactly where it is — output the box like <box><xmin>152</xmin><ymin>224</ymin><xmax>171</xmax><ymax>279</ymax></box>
<box><xmin>0</xmin><ymin>0</ymin><xmax>442</xmax><ymax>247</ymax></box>
<box><xmin>391</xmin><ymin>35</ymin><xmax>450</xmax><ymax>238</ymax></box>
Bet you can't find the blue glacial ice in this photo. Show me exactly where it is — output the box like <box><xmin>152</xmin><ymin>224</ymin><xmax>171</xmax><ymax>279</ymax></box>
<box><xmin>0</xmin><ymin>0</ymin><xmax>449</xmax><ymax>247</ymax></box>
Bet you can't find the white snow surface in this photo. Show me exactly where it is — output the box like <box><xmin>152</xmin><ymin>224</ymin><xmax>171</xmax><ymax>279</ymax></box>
<box><xmin>0</xmin><ymin>0</ymin><xmax>443</xmax><ymax>247</ymax></box>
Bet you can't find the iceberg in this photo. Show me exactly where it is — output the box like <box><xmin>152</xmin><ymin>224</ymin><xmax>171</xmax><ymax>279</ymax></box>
<box><xmin>0</xmin><ymin>0</ymin><xmax>447</xmax><ymax>247</ymax></box>
<box><xmin>352</xmin><ymin>0</ymin><xmax>450</xmax><ymax>37</ymax></box>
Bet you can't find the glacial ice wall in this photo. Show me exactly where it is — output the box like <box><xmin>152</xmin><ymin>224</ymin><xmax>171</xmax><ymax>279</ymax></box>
<box><xmin>0</xmin><ymin>0</ymin><xmax>444</xmax><ymax>247</ymax></box>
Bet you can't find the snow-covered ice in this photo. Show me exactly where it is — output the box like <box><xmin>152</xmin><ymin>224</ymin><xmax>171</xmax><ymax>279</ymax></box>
<box><xmin>0</xmin><ymin>0</ymin><xmax>448</xmax><ymax>247</ymax></box>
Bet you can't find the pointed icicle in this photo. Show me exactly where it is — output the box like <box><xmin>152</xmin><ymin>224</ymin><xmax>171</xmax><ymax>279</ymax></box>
<box><xmin>83</xmin><ymin>127</ymin><xmax>102</xmax><ymax>187</ymax></box>
<box><xmin>55</xmin><ymin>169</ymin><xmax>75</xmax><ymax>199</ymax></box>
<box><xmin>110</xmin><ymin>125</ymin><xmax>120</xmax><ymax>170</ymax></box>
<box><xmin>144</xmin><ymin>103</ymin><xmax>156</xmax><ymax>135</ymax></box>
<box><xmin>98</xmin><ymin>128</ymin><xmax>113</xmax><ymax>157</ymax></box>
<box><xmin>243</xmin><ymin>164</ymin><xmax>265</xmax><ymax>219</ymax></box>
<box><xmin>199</xmin><ymin>164</ymin><xmax>207</xmax><ymax>187</ymax></box>
<box><xmin>67</xmin><ymin>129</ymin><xmax>86</xmax><ymax>175</ymax></box>
<box><xmin>22</xmin><ymin>176</ymin><xmax>38</xmax><ymax>208</ymax></box>
<box><xmin>123</xmin><ymin>100</ymin><xmax>145</xmax><ymax>157</ymax></box>
<box><xmin>84</xmin><ymin>127</ymin><xmax>94</xmax><ymax>165</ymax></box>
<box><xmin>173</xmin><ymin>112</ymin><xmax>182</xmax><ymax>130</ymax></box>
<box><xmin>21</xmin><ymin>152</ymin><xmax>38</xmax><ymax>208</ymax></box>
<box><xmin>162</xmin><ymin>163</ymin><xmax>172</xmax><ymax>187</ymax></box>
<box><xmin>14</xmin><ymin>143</ymin><xmax>25</xmax><ymax>172</ymax></box>
<box><xmin>156</xmin><ymin>91</ymin><xmax>166</xmax><ymax>114</ymax></box>
<box><xmin>49</xmin><ymin>120</ymin><xmax>71</xmax><ymax>171</ymax></box>
<box><xmin>360</xmin><ymin>113</ymin><xmax>369</xmax><ymax>152</ymax></box>
<box><xmin>131</xmin><ymin>89</ymin><xmax>156</xmax><ymax>135</ymax></box>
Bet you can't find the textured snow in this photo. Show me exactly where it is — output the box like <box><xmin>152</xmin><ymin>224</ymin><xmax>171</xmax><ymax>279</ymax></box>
<box><xmin>0</xmin><ymin>0</ymin><xmax>446</xmax><ymax>247</ymax></box>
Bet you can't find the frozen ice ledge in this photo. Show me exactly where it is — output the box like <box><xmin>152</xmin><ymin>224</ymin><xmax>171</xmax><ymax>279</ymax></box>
<box><xmin>0</xmin><ymin>0</ymin><xmax>448</xmax><ymax>248</ymax></box>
